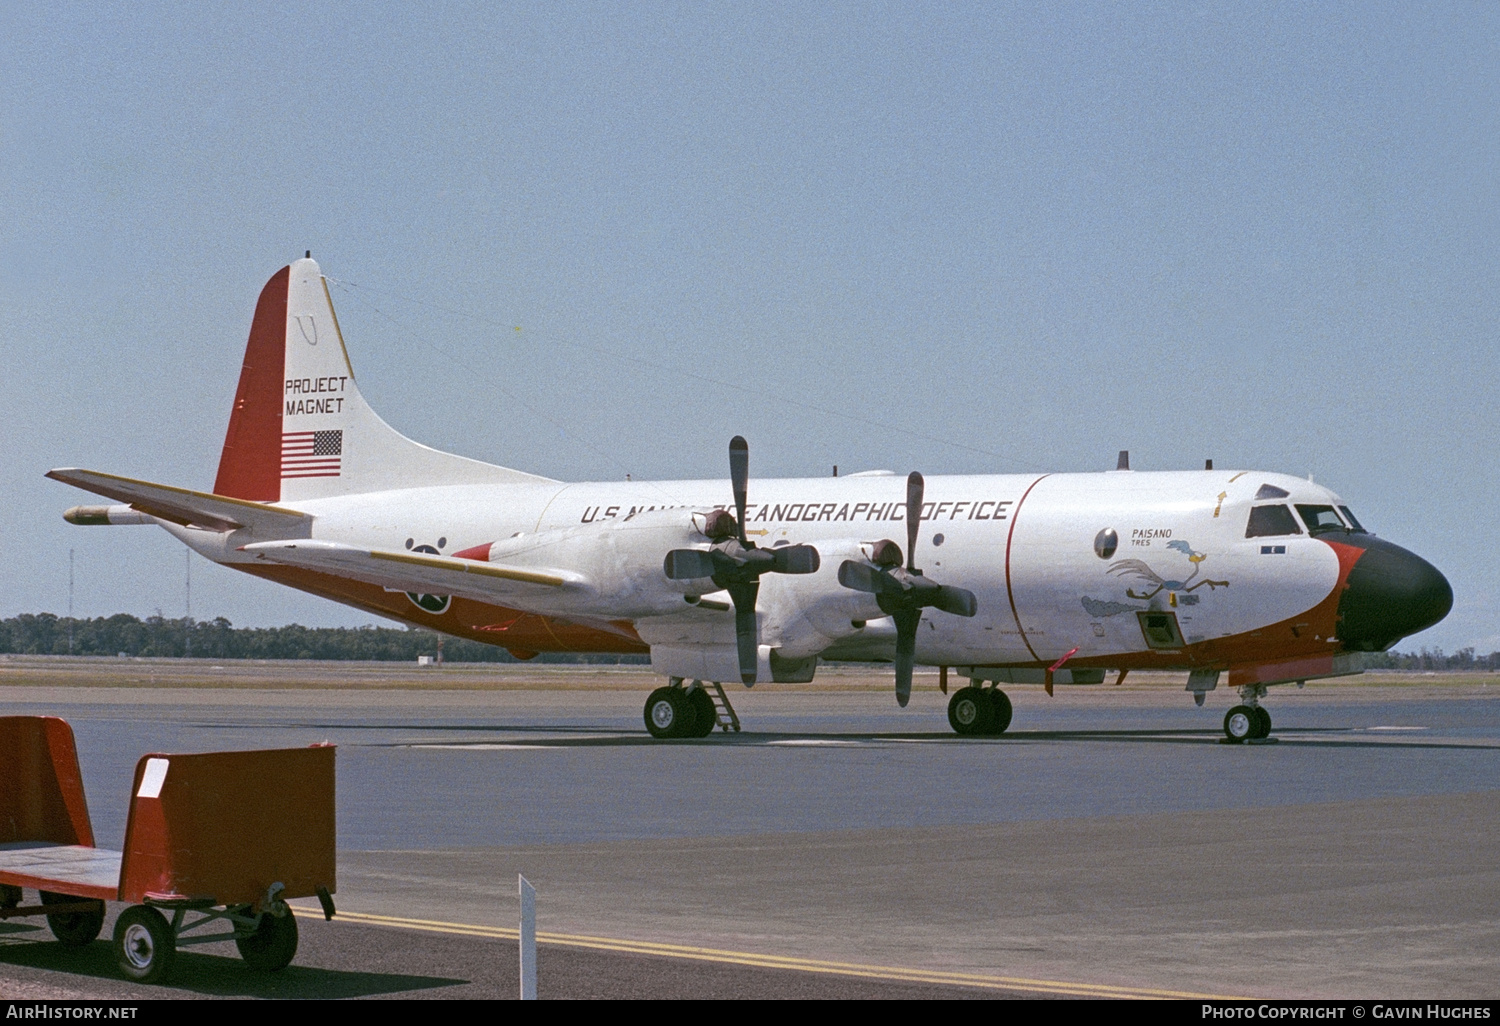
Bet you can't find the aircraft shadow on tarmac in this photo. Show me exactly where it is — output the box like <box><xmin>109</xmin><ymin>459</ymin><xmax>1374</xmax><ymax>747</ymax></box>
<box><xmin>0</xmin><ymin>923</ymin><xmax>464</xmax><ymax>998</ymax></box>
<box><xmin>277</xmin><ymin>725</ymin><xmax>1500</xmax><ymax>753</ymax></box>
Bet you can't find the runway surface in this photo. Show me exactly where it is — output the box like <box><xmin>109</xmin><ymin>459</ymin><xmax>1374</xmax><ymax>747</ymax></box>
<box><xmin>0</xmin><ymin>660</ymin><xmax>1497</xmax><ymax>999</ymax></box>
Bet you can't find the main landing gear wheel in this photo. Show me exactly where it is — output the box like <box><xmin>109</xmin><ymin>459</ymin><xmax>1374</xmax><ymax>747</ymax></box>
<box><xmin>988</xmin><ymin>689</ymin><xmax>1013</xmax><ymax>734</ymax></box>
<box><xmin>1251</xmin><ymin>706</ymin><xmax>1272</xmax><ymax>740</ymax></box>
<box><xmin>1224</xmin><ymin>705</ymin><xmax>1256</xmax><ymax>743</ymax></box>
<box><xmin>114</xmin><ymin>905</ymin><xmax>175</xmax><ymax>984</ymax></box>
<box><xmin>41</xmin><ymin>890</ymin><xmax>105</xmax><ymax>948</ymax></box>
<box><xmin>236</xmin><ymin>909</ymin><xmax>299</xmax><ymax>971</ymax></box>
<box><xmin>688</xmin><ymin>687</ymin><xmax>717</xmax><ymax>737</ymax></box>
<box><xmin>644</xmin><ymin>687</ymin><xmax>697</xmax><ymax>739</ymax></box>
<box><xmin>948</xmin><ymin>687</ymin><xmax>995</xmax><ymax>736</ymax></box>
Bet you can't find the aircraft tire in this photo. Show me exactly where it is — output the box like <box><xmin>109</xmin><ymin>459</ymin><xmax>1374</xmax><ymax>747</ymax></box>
<box><xmin>114</xmin><ymin>905</ymin><xmax>175</xmax><ymax>984</ymax></box>
<box><xmin>645</xmin><ymin>687</ymin><xmax>694</xmax><ymax>739</ymax></box>
<box><xmin>948</xmin><ymin>687</ymin><xmax>994</xmax><ymax>735</ymax></box>
<box><xmin>1251</xmin><ymin>706</ymin><xmax>1272</xmax><ymax>740</ymax></box>
<box><xmin>689</xmin><ymin>687</ymin><xmax>718</xmax><ymax>737</ymax></box>
<box><xmin>41</xmin><ymin>890</ymin><xmax>105</xmax><ymax>948</ymax></box>
<box><xmin>1224</xmin><ymin>705</ymin><xmax>1256</xmax><ymax>743</ymax></box>
<box><xmin>988</xmin><ymin>689</ymin><xmax>1013</xmax><ymax>735</ymax></box>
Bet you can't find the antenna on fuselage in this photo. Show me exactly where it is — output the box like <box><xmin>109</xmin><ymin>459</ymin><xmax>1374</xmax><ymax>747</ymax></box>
<box><xmin>1116</xmin><ymin>450</ymin><xmax>1130</xmax><ymax>471</ymax></box>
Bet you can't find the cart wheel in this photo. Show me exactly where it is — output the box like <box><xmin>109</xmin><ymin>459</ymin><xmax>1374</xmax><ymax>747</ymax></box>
<box><xmin>237</xmin><ymin>909</ymin><xmax>299</xmax><ymax>971</ymax></box>
<box><xmin>114</xmin><ymin>905</ymin><xmax>175</xmax><ymax>983</ymax></box>
<box><xmin>41</xmin><ymin>890</ymin><xmax>106</xmax><ymax>948</ymax></box>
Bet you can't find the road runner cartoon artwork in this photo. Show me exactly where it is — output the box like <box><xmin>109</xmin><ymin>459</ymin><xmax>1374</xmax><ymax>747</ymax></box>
<box><xmin>1107</xmin><ymin>540</ymin><xmax>1229</xmax><ymax>603</ymax></box>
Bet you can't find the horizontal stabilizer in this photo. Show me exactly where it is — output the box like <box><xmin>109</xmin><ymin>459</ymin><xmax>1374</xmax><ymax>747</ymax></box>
<box><xmin>47</xmin><ymin>468</ymin><xmax>310</xmax><ymax>534</ymax></box>
<box><xmin>239</xmin><ymin>540</ymin><xmax>583</xmax><ymax>601</ymax></box>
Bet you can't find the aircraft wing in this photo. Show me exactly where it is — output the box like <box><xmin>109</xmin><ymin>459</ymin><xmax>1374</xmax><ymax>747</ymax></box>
<box><xmin>46</xmin><ymin>468</ymin><xmax>310</xmax><ymax>534</ymax></box>
<box><xmin>238</xmin><ymin>540</ymin><xmax>586</xmax><ymax>604</ymax></box>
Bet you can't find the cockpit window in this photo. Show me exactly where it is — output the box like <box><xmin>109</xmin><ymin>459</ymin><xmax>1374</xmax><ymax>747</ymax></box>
<box><xmin>1295</xmin><ymin>504</ymin><xmax>1346</xmax><ymax>534</ymax></box>
<box><xmin>1339</xmin><ymin>506</ymin><xmax>1366</xmax><ymax>533</ymax></box>
<box><xmin>1254</xmin><ymin>484</ymin><xmax>1290</xmax><ymax>500</ymax></box>
<box><xmin>1245</xmin><ymin>504</ymin><xmax>1303</xmax><ymax>538</ymax></box>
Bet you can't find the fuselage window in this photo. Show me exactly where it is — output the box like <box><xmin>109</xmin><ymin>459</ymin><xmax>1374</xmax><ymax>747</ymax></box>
<box><xmin>1295</xmin><ymin>504</ymin><xmax>1346</xmax><ymax>534</ymax></box>
<box><xmin>1094</xmin><ymin>528</ymin><xmax>1118</xmax><ymax>559</ymax></box>
<box><xmin>1254</xmin><ymin>483</ymin><xmax>1291</xmax><ymax>500</ymax></box>
<box><xmin>1339</xmin><ymin>506</ymin><xmax>1366</xmax><ymax>533</ymax></box>
<box><xmin>1245</xmin><ymin>504</ymin><xmax>1303</xmax><ymax>538</ymax></box>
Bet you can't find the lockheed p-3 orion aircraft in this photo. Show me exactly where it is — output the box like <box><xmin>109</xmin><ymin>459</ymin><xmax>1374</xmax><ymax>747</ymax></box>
<box><xmin>50</xmin><ymin>257</ymin><xmax>1453</xmax><ymax>742</ymax></box>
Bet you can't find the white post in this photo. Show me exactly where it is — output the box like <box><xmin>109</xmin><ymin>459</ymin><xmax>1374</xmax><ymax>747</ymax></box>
<box><xmin>518</xmin><ymin>874</ymin><xmax>536</xmax><ymax>1000</ymax></box>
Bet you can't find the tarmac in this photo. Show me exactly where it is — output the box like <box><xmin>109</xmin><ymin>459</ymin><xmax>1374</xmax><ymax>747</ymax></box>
<box><xmin>0</xmin><ymin>658</ymin><xmax>1497</xmax><ymax>999</ymax></box>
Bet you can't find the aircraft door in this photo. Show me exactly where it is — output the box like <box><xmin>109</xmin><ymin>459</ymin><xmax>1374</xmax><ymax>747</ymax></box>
<box><xmin>1136</xmin><ymin>610</ymin><xmax>1185</xmax><ymax>650</ymax></box>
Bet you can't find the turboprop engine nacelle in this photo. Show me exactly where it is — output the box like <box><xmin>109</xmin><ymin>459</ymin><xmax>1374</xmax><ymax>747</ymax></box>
<box><xmin>635</xmin><ymin>535</ymin><xmax>889</xmax><ymax>686</ymax></box>
<box><xmin>757</xmin><ymin>539</ymin><xmax>892</xmax><ymax>659</ymax></box>
<box><xmin>471</xmin><ymin>508</ymin><xmax>748</xmax><ymax>619</ymax></box>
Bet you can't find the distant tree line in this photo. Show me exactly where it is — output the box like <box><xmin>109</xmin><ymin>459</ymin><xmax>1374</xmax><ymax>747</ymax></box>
<box><xmin>0</xmin><ymin>614</ymin><xmax>648</xmax><ymax>664</ymax></box>
<box><xmin>1359</xmin><ymin>647</ymin><xmax>1500</xmax><ymax>671</ymax></box>
<box><xmin>0</xmin><ymin>613</ymin><xmax>1493</xmax><ymax>670</ymax></box>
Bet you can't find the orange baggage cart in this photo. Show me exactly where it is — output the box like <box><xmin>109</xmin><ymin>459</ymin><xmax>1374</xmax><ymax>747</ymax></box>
<box><xmin>0</xmin><ymin>716</ymin><xmax>336</xmax><ymax>983</ymax></box>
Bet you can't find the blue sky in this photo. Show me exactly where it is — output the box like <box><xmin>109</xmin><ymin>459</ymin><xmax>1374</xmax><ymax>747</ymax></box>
<box><xmin>2</xmin><ymin>2</ymin><xmax>1495</xmax><ymax>651</ymax></box>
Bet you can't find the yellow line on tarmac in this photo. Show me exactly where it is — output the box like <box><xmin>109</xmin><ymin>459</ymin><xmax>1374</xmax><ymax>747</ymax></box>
<box><xmin>290</xmin><ymin>905</ymin><xmax>1245</xmax><ymax>999</ymax></box>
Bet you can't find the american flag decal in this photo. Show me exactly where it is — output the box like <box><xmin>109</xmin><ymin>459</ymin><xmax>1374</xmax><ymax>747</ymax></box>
<box><xmin>281</xmin><ymin>430</ymin><xmax>343</xmax><ymax>479</ymax></box>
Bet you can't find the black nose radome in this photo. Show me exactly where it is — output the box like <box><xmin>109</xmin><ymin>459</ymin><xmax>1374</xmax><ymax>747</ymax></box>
<box><xmin>1337</xmin><ymin>536</ymin><xmax>1453</xmax><ymax>652</ymax></box>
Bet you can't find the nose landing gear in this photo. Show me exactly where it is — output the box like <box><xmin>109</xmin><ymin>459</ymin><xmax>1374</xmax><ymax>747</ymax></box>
<box><xmin>1223</xmin><ymin>685</ymin><xmax>1273</xmax><ymax>742</ymax></box>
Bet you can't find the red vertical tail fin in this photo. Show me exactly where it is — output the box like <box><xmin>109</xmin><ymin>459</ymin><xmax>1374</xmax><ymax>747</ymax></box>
<box><xmin>213</xmin><ymin>266</ymin><xmax>288</xmax><ymax>501</ymax></box>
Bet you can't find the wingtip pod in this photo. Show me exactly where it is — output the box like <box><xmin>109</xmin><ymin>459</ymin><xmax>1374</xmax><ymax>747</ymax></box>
<box><xmin>62</xmin><ymin>504</ymin><xmax>154</xmax><ymax>526</ymax></box>
<box><xmin>62</xmin><ymin>505</ymin><xmax>110</xmax><ymax>526</ymax></box>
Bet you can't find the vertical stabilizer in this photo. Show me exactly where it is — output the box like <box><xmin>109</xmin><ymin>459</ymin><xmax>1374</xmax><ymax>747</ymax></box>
<box><xmin>214</xmin><ymin>268</ymin><xmax>288</xmax><ymax>500</ymax></box>
<box><xmin>214</xmin><ymin>258</ymin><xmax>551</xmax><ymax>503</ymax></box>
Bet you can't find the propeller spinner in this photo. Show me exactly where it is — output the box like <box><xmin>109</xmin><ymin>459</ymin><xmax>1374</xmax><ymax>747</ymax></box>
<box><xmin>837</xmin><ymin>472</ymin><xmax>977</xmax><ymax>706</ymax></box>
<box><xmin>662</xmin><ymin>436</ymin><xmax>821</xmax><ymax>684</ymax></box>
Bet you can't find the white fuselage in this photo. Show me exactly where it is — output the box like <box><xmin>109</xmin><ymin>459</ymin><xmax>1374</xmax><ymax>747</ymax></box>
<box><xmin>173</xmin><ymin>467</ymin><xmax>1350</xmax><ymax>673</ymax></box>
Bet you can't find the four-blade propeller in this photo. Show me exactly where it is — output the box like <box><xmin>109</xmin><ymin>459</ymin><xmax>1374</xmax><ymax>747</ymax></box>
<box><xmin>663</xmin><ymin>436</ymin><xmax>820</xmax><ymax>684</ymax></box>
<box><xmin>837</xmin><ymin>471</ymin><xmax>978</xmax><ymax>706</ymax></box>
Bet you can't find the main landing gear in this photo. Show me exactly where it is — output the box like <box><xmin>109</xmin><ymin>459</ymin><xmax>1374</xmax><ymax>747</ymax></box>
<box><xmin>948</xmin><ymin>686</ymin><xmax>1013</xmax><ymax>736</ymax></box>
<box><xmin>1223</xmin><ymin>685</ymin><xmax>1273</xmax><ymax>742</ymax></box>
<box><xmin>644</xmin><ymin>678</ymin><xmax>740</xmax><ymax>739</ymax></box>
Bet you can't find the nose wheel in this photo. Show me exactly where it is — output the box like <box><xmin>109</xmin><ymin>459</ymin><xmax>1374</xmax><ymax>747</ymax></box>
<box><xmin>1224</xmin><ymin>704</ymin><xmax>1272</xmax><ymax>742</ymax></box>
